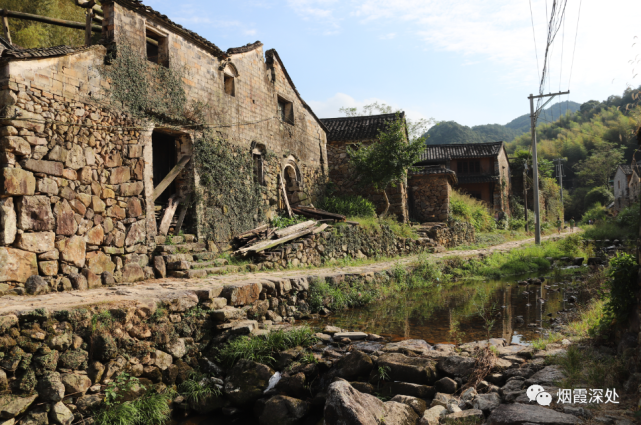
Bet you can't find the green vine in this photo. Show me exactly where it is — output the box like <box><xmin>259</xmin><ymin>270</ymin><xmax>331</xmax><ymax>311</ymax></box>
<box><xmin>101</xmin><ymin>42</ymin><xmax>188</xmax><ymax>123</ymax></box>
<box><xmin>194</xmin><ymin>132</ymin><xmax>266</xmax><ymax>242</ymax></box>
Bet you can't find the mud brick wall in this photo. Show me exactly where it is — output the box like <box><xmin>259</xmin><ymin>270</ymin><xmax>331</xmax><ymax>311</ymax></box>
<box><xmin>408</xmin><ymin>173</ymin><xmax>452</xmax><ymax>223</ymax></box>
<box><xmin>326</xmin><ymin>141</ymin><xmax>408</xmax><ymax>222</ymax></box>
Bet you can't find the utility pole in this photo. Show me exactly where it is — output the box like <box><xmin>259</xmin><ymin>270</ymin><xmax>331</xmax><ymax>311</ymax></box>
<box><xmin>529</xmin><ymin>91</ymin><xmax>569</xmax><ymax>244</ymax></box>
<box><xmin>553</xmin><ymin>158</ymin><xmax>566</xmax><ymax>205</ymax></box>
<box><xmin>523</xmin><ymin>160</ymin><xmax>529</xmax><ymax>232</ymax></box>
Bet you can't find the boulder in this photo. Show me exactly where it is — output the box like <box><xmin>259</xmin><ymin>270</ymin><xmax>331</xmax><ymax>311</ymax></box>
<box><xmin>259</xmin><ymin>396</ymin><xmax>310</xmax><ymax>425</ymax></box>
<box><xmin>223</xmin><ymin>360</ymin><xmax>274</xmax><ymax>406</ymax></box>
<box><xmin>1</xmin><ymin>167</ymin><xmax>35</xmax><ymax>195</ymax></box>
<box><xmin>153</xmin><ymin>350</ymin><xmax>173</xmax><ymax>371</ymax></box>
<box><xmin>334</xmin><ymin>332</ymin><xmax>368</xmax><ymax>340</ymax></box>
<box><xmin>153</xmin><ymin>256</ymin><xmax>166</xmax><ymax>278</ymax></box>
<box><xmin>49</xmin><ymin>401</ymin><xmax>73</xmax><ymax>425</ymax></box>
<box><xmin>275</xmin><ymin>372</ymin><xmax>306</xmax><ymax>398</ymax></box>
<box><xmin>75</xmin><ymin>394</ymin><xmax>103</xmax><ymax>415</ymax></box>
<box><xmin>221</xmin><ymin>282</ymin><xmax>263</xmax><ymax>306</ymax></box>
<box><xmin>377</xmin><ymin>353</ymin><xmax>438</xmax><ymax>385</ymax></box>
<box><xmin>524</xmin><ymin>365</ymin><xmax>565</xmax><ymax>386</ymax></box>
<box><xmin>324</xmin><ymin>381</ymin><xmax>418</xmax><ymax>425</ymax></box>
<box><xmin>378</xmin><ymin>382</ymin><xmax>435</xmax><ymax>399</ymax></box>
<box><xmin>87</xmin><ymin>253</ymin><xmax>115</xmax><ymax>275</ymax></box>
<box><xmin>435</xmin><ymin>377</ymin><xmax>458</xmax><ymax>394</ymax></box>
<box><xmin>0</xmin><ymin>247</ymin><xmax>37</xmax><ymax>283</ymax></box>
<box><xmin>486</xmin><ymin>403</ymin><xmax>582</xmax><ymax>424</ymax></box>
<box><xmin>473</xmin><ymin>393</ymin><xmax>501</xmax><ymax>414</ymax></box>
<box><xmin>122</xmin><ymin>263</ymin><xmax>145</xmax><ymax>283</ymax></box>
<box><xmin>82</xmin><ymin>269</ymin><xmax>101</xmax><ymax>289</ymax></box>
<box><xmin>419</xmin><ymin>405</ymin><xmax>447</xmax><ymax>425</ymax></box>
<box><xmin>0</xmin><ymin>198</ymin><xmax>16</xmax><ymax>245</ymax></box>
<box><xmin>124</xmin><ymin>220</ymin><xmax>146</xmax><ymax>246</ymax></box>
<box><xmin>25</xmin><ymin>275</ymin><xmax>49</xmax><ymax>295</ymax></box>
<box><xmin>61</xmin><ymin>373</ymin><xmax>92</xmax><ymax>396</ymax></box>
<box><xmin>382</xmin><ymin>339</ymin><xmax>432</xmax><ymax>355</ymax></box>
<box><xmin>430</xmin><ymin>393</ymin><xmax>458</xmax><ymax>409</ymax></box>
<box><xmin>0</xmin><ymin>394</ymin><xmax>37</xmax><ymax>419</ymax></box>
<box><xmin>390</xmin><ymin>395</ymin><xmax>427</xmax><ymax>416</ymax></box>
<box><xmin>437</xmin><ymin>355</ymin><xmax>476</xmax><ymax>378</ymax></box>
<box><xmin>68</xmin><ymin>273</ymin><xmax>88</xmax><ymax>291</ymax></box>
<box><xmin>335</xmin><ymin>350</ymin><xmax>374</xmax><ymax>380</ymax></box>
<box><xmin>165</xmin><ymin>338</ymin><xmax>186</xmax><ymax>359</ymax></box>
<box><xmin>37</xmin><ymin>371</ymin><xmax>65</xmax><ymax>402</ymax></box>
<box><xmin>16</xmin><ymin>196</ymin><xmax>54</xmax><ymax>231</ymax></box>
<box><xmin>443</xmin><ymin>409</ymin><xmax>484</xmax><ymax>424</ymax></box>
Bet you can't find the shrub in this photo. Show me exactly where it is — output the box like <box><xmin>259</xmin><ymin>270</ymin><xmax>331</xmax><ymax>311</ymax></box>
<box><xmin>585</xmin><ymin>186</ymin><xmax>614</xmax><ymax>208</ymax></box>
<box><xmin>580</xmin><ymin>203</ymin><xmax>607</xmax><ymax>225</ymax></box>
<box><xmin>317</xmin><ymin>195</ymin><xmax>376</xmax><ymax>217</ymax></box>
<box><xmin>616</xmin><ymin>202</ymin><xmax>640</xmax><ymax>232</ymax></box>
<box><xmin>600</xmin><ymin>253</ymin><xmax>638</xmax><ymax>327</ymax></box>
<box><xmin>450</xmin><ymin>190</ymin><xmax>495</xmax><ymax>232</ymax></box>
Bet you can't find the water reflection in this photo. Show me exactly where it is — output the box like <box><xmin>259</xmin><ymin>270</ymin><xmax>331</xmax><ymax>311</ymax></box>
<box><xmin>305</xmin><ymin>272</ymin><xmax>583</xmax><ymax>345</ymax></box>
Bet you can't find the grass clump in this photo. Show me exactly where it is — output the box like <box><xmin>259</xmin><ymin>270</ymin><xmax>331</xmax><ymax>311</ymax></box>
<box><xmin>178</xmin><ymin>371</ymin><xmax>222</xmax><ymax>404</ymax></box>
<box><xmin>270</xmin><ymin>214</ymin><xmax>308</xmax><ymax>229</ymax></box>
<box><xmin>308</xmin><ymin>278</ymin><xmax>380</xmax><ymax>312</ymax></box>
<box><xmin>317</xmin><ymin>194</ymin><xmax>376</xmax><ymax>217</ymax></box>
<box><xmin>450</xmin><ymin>190</ymin><xmax>496</xmax><ymax>232</ymax></box>
<box><xmin>344</xmin><ymin>216</ymin><xmax>418</xmax><ymax>239</ymax></box>
<box><xmin>216</xmin><ymin>326</ymin><xmax>318</xmax><ymax>367</ymax></box>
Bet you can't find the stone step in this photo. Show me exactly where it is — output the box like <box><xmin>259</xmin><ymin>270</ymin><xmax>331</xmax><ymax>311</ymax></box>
<box><xmin>154</xmin><ymin>234</ymin><xmax>197</xmax><ymax>245</ymax></box>
<box><xmin>168</xmin><ymin>264</ymin><xmax>250</xmax><ymax>279</ymax></box>
<box><xmin>193</xmin><ymin>252</ymin><xmax>217</xmax><ymax>261</ymax></box>
<box><xmin>191</xmin><ymin>259</ymin><xmax>228</xmax><ymax>269</ymax></box>
<box><xmin>156</xmin><ymin>242</ymin><xmax>206</xmax><ymax>254</ymax></box>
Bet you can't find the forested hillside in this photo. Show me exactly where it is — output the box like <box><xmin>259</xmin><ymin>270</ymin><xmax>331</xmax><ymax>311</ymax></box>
<box><xmin>506</xmin><ymin>87</ymin><xmax>641</xmax><ymax>218</ymax></box>
<box><xmin>424</xmin><ymin>100</ymin><xmax>580</xmax><ymax>145</ymax></box>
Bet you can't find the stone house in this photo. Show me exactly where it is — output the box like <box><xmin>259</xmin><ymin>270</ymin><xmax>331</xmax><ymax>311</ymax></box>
<box><xmin>0</xmin><ymin>0</ymin><xmax>328</xmax><ymax>288</ymax></box>
<box><xmin>407</xmin><ymin>165</ymin><xmax>457</xmax><ymax>222</ymax></box>
<box><xmin>612</xmin><ymin>163</ymin><xmax>640</xmax><ymax>211</ymax></box>
<box><xmin>415</xmin><ymin>142</ymin><xmax>511</xmax><ymax>215</ymax></box>
<box><xmin>320</xmin><ymin>113</ymin><xmax>409</xmax><ymax>221</ymax></box>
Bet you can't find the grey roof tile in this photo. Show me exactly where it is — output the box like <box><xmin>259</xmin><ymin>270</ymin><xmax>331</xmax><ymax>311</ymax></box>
<box><xmin>418</xmin><ymin>142</ymin><xmax>504</xmax><ymax>162</ymax></box>
<box><xmin>321</xmin><ymin>113</ymin><xmax>403</xmax><ymax>142</ymax></box>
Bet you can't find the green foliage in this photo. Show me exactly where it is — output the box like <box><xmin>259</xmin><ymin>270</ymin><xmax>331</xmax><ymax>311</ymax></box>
<box><xmin>216</xmin><ymin>327</ymin><xmax>318</xmax><ymax>367</ymax></box>
<box><xmin>449</xmin><ymin>190</ymin><xmax>495</xmax><ymax>232</ymax></box>
<box><xmin>574</xmin><ymin>143</ymin><xmax>624</xmax><ymax>188</ymax></box>
<box><xmin>600</xmin><ymin>253</ymin><xmax>638</xmax><ymax>327</ymax></box>
<box><xmin>347</xmin><ymin>114</ymin><xmax>426</xmax><ymax>216</ymax></box>
<box><xmin>317</xmin><ymin>195</ymin><xmax>376</xmax><ymax>218</ymax></box>
<box><xmin>270</xmin><ymin>214</ymin><xmax>308</xmax><ymax>229</ymax></box>
<box><xmin>580</xmin><ymin>204</ymin><xmax>607</xmax><ymax>225</ymax></box>
<box><xmin>616</xmin><ymin>202</ymin><xmax>640</xmax><ymax>231</ymax></box>
<box><xmin>377</xmin><ymin>366</ymin><xmax>391</xmax><ymax>381</ymax></box>
<box><xmin>178</xmin><ymin>371</ymin><xmax>221</xmax><ymax>404</ymax></box>
<box><xmin>104</xmin><ymin>373</ymin><xmax>142</xmax><ymax>407</ymax></box>
<box><xmin>101</xmin><ymin>43</ymin><xmax>187</xmax><ymax>122</ymax></box>
<box><xmin>585</xmin><ymin>187</ymin><xmax>615</xmax><ymax>208</ymax></box>
<box><xmin>308</xmin><ymin>278</ymin><xmax>379</xmax><ymax>313</ymax></box>
<box><xmin>194</xmin><ymin>133</ymin><xmax>265</xmax><ymax>242</ymax></box>
<box><xmin>0</xmin><ymin>0</ymin><xmax>97</xmax><ymax>48</ymax></box>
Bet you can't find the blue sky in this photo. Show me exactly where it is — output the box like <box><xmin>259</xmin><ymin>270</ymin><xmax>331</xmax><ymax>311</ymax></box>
<box><xmin>146</xmin><ymin>0</ymin><xmax>640</xmax><ymax>127</ymax></box>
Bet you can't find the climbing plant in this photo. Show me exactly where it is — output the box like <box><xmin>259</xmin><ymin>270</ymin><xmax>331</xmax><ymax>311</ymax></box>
<box><xmin>193</xmin><ymin>132</ymin><xmax>266</xmax><ymax>242</ymax></box>
<box><xmin>100</xmin><ymin>42</ymin><xmax>187</xmax><ymax>122</ymax></box>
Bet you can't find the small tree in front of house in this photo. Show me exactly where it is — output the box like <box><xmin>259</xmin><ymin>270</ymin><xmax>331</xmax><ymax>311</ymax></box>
<box><xmin>347</xmin><ymin>114</ymin><xmax>425</xmax><ymax>218</ymax></box>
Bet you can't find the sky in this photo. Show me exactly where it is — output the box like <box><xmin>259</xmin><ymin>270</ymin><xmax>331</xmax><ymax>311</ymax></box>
<box><xmin>144</xmin><ymin>0</ymin><xmax>641</xmax><ymax>128</ymax></box>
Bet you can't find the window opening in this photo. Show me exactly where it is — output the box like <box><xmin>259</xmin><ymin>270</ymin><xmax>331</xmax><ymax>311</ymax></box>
<box><xmin>253</xmin><ymin>151</ymin><xmax>264</xmax><ymax>185</ymax></box>
<box><xmin>277</xmin><ymin>96</ymin><xmax>294</xmax><ymax>124</ymax></box>
<box><xmin>146</xmin><ymin>28</ymin><xmax>168</xmax><ymax>67</ymax></box>
<box><xmin>224</xmin><ymin>74</ymin><xmax>235</xmax><ymax>96</ymax></box>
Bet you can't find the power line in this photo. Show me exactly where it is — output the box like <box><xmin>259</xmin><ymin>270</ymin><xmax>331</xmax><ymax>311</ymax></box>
<box><xmin>529</xmin><ymin>0</ymin><xmax>541</xmax><ymax>85</ymax></box>
<box><xmin>567</xmin><ymin>0</ymin><xmax>582</xmax><ymax>90</ymax></box>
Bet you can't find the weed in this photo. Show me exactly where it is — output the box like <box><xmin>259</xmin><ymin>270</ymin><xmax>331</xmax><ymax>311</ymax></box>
<box><xmin>165</xmin><ymin>234</ymin><xmax>174</xmax><ymax>245</ymax></box>
<box><xmin>300</xmin><ymin>351</ymin><xmax>318</xmax><ymax>364</ymax></box>
<box><xmin>179</xmin><ymin>371</ymin><xmax>222</xmax><ymax>404</ymax></box>
<box><xmin>377</xmin><ymin>365</ymin><xmax>391</xmax><ymax>382</ymax></box>
<box><xmin>316</xmin><ymin>194</ymin><xmax>376</xmax><ymax>217</ymax></box>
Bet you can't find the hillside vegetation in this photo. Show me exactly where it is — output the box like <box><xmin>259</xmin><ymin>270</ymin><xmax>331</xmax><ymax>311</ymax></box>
<box><xmin>424</xmin><ymin>101</ymin><xmax>580</xmax><ymax>145</ymax></box>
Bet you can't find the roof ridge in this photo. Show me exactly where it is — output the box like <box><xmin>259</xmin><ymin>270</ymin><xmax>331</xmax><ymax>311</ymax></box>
<box><xmin>320</xmin><ymin>112</ymin><xmax>402</xmax><ymax>121</ymax></box>
<box><xmin>424</xmin><ymin>141</ymin><xmax>504</xmax><ymax>147</ymax></box>
<box><xmin>227</xmin><ymin>41</ymin><xmax>263</xmax><ymax>55</ymax></box>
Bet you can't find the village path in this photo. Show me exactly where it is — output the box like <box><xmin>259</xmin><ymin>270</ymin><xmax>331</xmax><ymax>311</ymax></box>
<box><xmin>0</xmin><ymin>230</ymin><xmax>580</xmax><ymax>315</ymax></box>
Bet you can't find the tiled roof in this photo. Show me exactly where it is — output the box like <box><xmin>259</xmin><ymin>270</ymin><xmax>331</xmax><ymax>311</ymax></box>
<box><xmin>113</xmin><ymin>0</ymin><xmax>228</xmax><ymax>60</ymax></box>
<box><xmin>320</xmin><ymin>113</ymin><xmax>403</xmax><ymax>142</ymax></box>
<box><xmin>1</xmin><ymin>44</ymin><xmax>94</xmax><ymax>59</ymax></box>
<box><xmin>619</xmin><ymin>164</ymin><xmax>634</xmax><ymax>175</ymax></box>
<box><xmin>265</xmin><ymin>49</ymin><xmax>327</xmax><ymax>133</ymax></box>
<box><xmin>409</xmin><ymin>165</ymin><xmax>457</xmax><ymax>183</ymax></box>
<box><xmin>0</xmin><ymin>36</ymin><xmax>12</xmax><ymax>51</ymax></box>
<box><xmin>227</xmin><ymin>41</ymin><xmax>263</xmax><ymax>55</ymax></box>
<box><xmin>417</xmin><ymin>142</ymin><xmax>504</xmax><ymax>163</ymax></box>
<box><xmin>458</xmin><ymin>174</ymin><xmax>500</xmax><ymax>184</ymax></box>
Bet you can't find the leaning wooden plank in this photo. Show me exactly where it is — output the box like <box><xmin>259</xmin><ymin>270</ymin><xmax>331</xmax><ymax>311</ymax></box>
<box><xmin>152</xmin><ymin>155</ymin><xmax>191</xmax><ymax>201</ymax></box>
<box><xmin>248</xmin><ymin>228</ymin><xmax>315</xmax><ymax>253</ymax></box>
<box><xmin>312</xmin><ymin>223</ymin><xmax>328</xmax><ymax>234</ymax></box>
<box><xmin>295</xmin><ymin>206</ymin><xmax>346</xmax><ymax>220</ymax></box>
<box><xmin>0</xmin><ymin>8</ymin><xmax>102</xmax><ymax>31</ymax></box>
<box><xmin>236</xmin><ymin>224</ymin><xmax>268</xmax><ymax>239</ymax></box>
<box><xmin>274</xmin><ymin>220</ymin><xmax>316</xmax><ymax>238</ymax></box>
<box><xmin>158</xmin><ymin>195</ymin><xmax>181</xmax><ymax>236</ymax></box>
<box><xmin>173</xmin><ymin>193</ymin><xmax>191</xmax><ymax>236</ymax></box>
<box><xmin>279</xmin><ymin>175</ymin><xmax>293</xmax><ymax>218</ymax></box>
<box><xmin>346</xmin><ymin>221</ymin><xmax>360</xmax><ymax>226</ymax></box>
<box><xmin>292</xmin><ymin>207</ymin><xmax>346</xmax><ymax>222</ymax></box>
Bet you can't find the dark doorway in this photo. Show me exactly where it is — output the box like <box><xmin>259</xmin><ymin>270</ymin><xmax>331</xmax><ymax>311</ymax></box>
<box><xmin>152</xmin><ymin>131</ymin><xmax>177</xmax><ymax>207</ymax></box>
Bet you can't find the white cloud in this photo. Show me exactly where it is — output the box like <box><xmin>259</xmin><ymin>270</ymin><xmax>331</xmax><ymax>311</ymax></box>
<box><xmin>287</xmin><ymin>0</ymin><xmax>341</xmax><ymax>33</ymax></box>
<box><xmin>380</xmin><ymin>32</ymin><xmax>396</xmax><ymax>40</ymax></box>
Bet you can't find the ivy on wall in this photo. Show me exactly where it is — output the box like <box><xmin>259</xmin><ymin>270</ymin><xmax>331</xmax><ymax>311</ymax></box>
<box><xmin>194</xmin><ymin>132</ymin><xmax>266</xmax><ymax>242</ymax></box>
<box><xmin>101</xmin><ymin>43</ymin><xmax>187</xmax><ymax>122</ymax></box>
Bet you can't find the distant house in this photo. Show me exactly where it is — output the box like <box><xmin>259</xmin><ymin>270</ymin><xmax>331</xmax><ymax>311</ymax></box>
<box><xmin>321</xmin><ymin>113</ymin><xmax>409</xmax><ymax>221</ymax></box>
<box><xmin>407</xmin><ymin>165</ymin><xmax>457</xmax><ymax>222</ymax></box>
<box><xmin>612</xmin><ymin>163</ymin><xmax>640</xmax><ymax>210</ymax></box>
<box><xmin>414</xmin><ymin>142</ymin><xmax>511</xmax><ymax>215</ymax></box>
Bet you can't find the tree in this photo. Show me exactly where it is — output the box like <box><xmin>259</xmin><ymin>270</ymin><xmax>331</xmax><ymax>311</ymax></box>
<box><xmin>346</xmin><ymin>113</ymin><xmax>425</xmax><ymax>218</ymax></box>
<box><xmin>584</xmin><ymin>186</ymin><xmax>614</xmax><ymax>207</ymax></box>
<box><xmin>339</xmin><ymin>102</ymin><xmax>434</xmax><ymax>143</ymax></box>
<box><xmin>573</xmin><ymin>142</ymin><xmax>624</xmax><ymax>188</ymax></box>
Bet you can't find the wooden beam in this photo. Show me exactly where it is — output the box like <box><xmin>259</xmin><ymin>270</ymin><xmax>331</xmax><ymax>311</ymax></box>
<box><xmin>274</xmin><ymin>220</ymin><xmax>315</xmax><ymax>238</ymax></box>
<box><xmin>158</xmin><ymin>195</ymin><xmax>181</xmax><ymax>236</ymax></box>
<box><xmin>173</xmin><ymin>193</ymin><xmax>191</xmax><ymax>236</ymax></box>
<box><xmin>239</xmin><ymin>227</ymin><xmax>315</xmax><ymax>254</ymax></box>
<box><xmin>2</xmin><ymin>11</ymin><xmax>11</xmax><ymax>45</ymax></box>
<box><xmin>152</xmin><ymin>155</ymin><xmax>191</xmax><ymax>202</ymax></box>
<box><xmin>0</xmin><ymin>9</ymin><xmax>102</xmax><ymax>32</ymax></box>
<box><xmin>84</xmin><ymin>9</ymin><xmax>93</xmax><ymax>46</ymax></box>
<box><xmin>236</xmin><ymin>224</ymin><xmax>268</xmax><ymax>239</ymax></box>
<box><xmin>279</xmin><ymin>174</ymin><xmax>293</xmax><ymax>218</ymax></box>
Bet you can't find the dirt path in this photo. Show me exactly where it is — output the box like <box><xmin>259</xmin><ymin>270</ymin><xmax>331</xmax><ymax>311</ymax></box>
<box><xmin>0</xmin><ymin>230</ymin><xmax>579</xmax><ymax>315</ymax></box>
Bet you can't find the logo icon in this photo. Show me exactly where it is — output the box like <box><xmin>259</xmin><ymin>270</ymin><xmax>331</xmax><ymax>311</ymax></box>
<box><xmin>527</xmin><ymin>385</ymin><xmax>552</xmax><ymax>405</ymax></box>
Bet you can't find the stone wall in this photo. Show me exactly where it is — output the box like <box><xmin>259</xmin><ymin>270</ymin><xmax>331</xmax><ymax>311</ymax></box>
<box><xmin>419</xmin><ymin>222</ymin><xmax>476</xmax><ymax>249</ymax></box>
<box><xmin>407</xmin><ymin>172</ymin><xmax>453</xmax><ymax>223</ymax></box>
<box><xmin>326</xmin><ymin>141</ymin><xmax>408</xmax><ymax>222</ymax></box>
